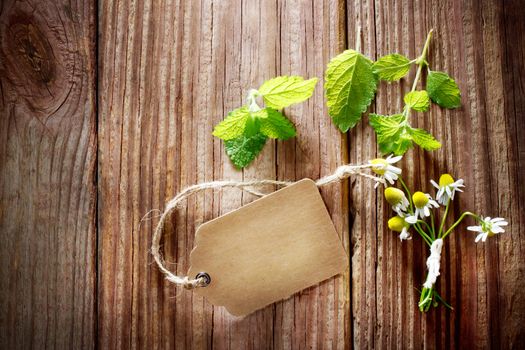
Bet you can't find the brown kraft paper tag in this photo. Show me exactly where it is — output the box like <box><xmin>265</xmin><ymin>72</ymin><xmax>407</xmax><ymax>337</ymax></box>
<box><xmin>187</xmin><ymin>178</ymin><xmax>348</xmax><ymax>316</ymax></box>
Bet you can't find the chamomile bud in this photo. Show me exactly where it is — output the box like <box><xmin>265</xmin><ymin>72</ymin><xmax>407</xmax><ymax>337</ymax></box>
<box><xmin>406</xmin><ymin>191</ymin><xmax>439</xmax><ymax>223</ymax></box>
<box><xmin>388</xmin><ymin>215</ymin><xmax>411</xmax><ymax>241</ymax></box>
<box><xmin>384</xmin><ymin>187</ymin><xmax>409</xmax><ymax>214</ymax></box>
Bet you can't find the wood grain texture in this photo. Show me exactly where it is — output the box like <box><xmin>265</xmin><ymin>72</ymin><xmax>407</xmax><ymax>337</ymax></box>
<box><xmin>348</xmin><ymin>0</ymin><xmax>525</xmax><ymax>348</ymax></box>
<box><xmin>1</xmin><ymin>0</ymin><xmax>524</xmax><ymax>349</ymax></box>
<box><xmin>0</xmin><ymin>0</ymin><xmax>97</xmax><ymax>349</ymax></box>
<box><xmin>98</xmin><ymin>0</ymin><xmax>348</xmax><ymax>348</ymax></box>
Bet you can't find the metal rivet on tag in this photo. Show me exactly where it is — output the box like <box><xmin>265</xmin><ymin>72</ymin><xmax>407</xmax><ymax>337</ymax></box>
<box><xmin>196</xmin><ymin>272</ymin><xmax>211</xmax><ymax>286</ymax></box>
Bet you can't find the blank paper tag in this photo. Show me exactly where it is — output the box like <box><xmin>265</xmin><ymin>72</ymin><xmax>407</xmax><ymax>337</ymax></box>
<box><xmin>187</xmin><ymin>179</ymin><xmax>348</xmax><ymax>316</ymax></box>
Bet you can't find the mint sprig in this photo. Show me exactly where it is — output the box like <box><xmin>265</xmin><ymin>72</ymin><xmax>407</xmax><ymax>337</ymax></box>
<box><xmin>324</xmin><ymin>29</ymin><xmax>461</xmax><ymax>155</ymax></box>
<box><xmin>213</xmin><ymin>76</ymin><xmax>317</xmax><ymax>168</ymax></box>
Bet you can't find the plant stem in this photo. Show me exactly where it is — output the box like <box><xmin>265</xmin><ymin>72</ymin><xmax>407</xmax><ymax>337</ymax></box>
<box><xmin>418</xmin><ymin>219</ymin><xmax>433</xmax><ymax>235</ymax></box>
<box><xmin>411</xmin><ymin>29</ymin><xmax>434</xmax><ymax>92</ymax></box>
<box><xmin>398</xmin><ymin>177</ymin><xmax>413</xmax><ymax>211</ymax></box>
<box><xmin>438</xmin><ymin>201</ymin><xmax>450</xmax><ymax>238</ymax></box>
<box><xmin>441</xmin><ymin>211</ymin><xmax>478</xmax><ymax>239</ymax></box>
<box><xmin>413</xmin><ymin>224</ymin><xmax>432</xmax><ymax>246</ymax></box>
<box><xmin>430</xmin><ymin>211</ymin><xmax>436</xmax><ymax>239</ymax></box>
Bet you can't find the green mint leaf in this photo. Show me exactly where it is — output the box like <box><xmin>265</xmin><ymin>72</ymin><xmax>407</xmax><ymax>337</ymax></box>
<box><xmin>404</xmin><ymin>90</ymin><xmax>430</xmax><ymax>112</ymax></box>
<box><xmin>409</xmin><ymin>128</ymin><xmax>442</xmax><ymax>150</ymax></box>
<box><xmin>212</xmin><ymin>107</ymin><xmax>251</xmax><ymax>140</ymax></box>
<box><xmin>390</xmin><ymin>129</ymin><xmax>415</xmax><ymax>155</ymax></box>
<box><xmin>256</xmin><ymin>108</ymin><xmax>296</xmax><ymax>139</ymax></box>
<box><xmin>426</xmin><ymin>71</ymin><xmax>461</xmax><ymax>109</ymax></box>
<box><xmin>258</xmin><ymin>76</ymin><xmax>318</xmax><ymax>110</ymax></box>
<box><xmin>372</xmin><ymin>54</ymin><xmax>411</xmax><ymax>81</ymax></box>
<box><xmin>369</xmin><ymin>113</ymin><xmax>415</xmax><ymax>155</ymax></box>
<box><xmin>243</xmin><ymin>113</ymin><xmax>261</xmax><ymax>137</ymax></box>
<box><xmin>325</xmin><ymin>50</ymin><xmax>378</xmax><ymax>132</ymax></box>
<box><xmin>369</xmin><ymin>113</ymin><xmax>405</xmax><ymax>141</ymax></box>
<box><xmin>224</xmin><ymin>133</ymin><xmax>268</xmax><ymax>168</ymax></box>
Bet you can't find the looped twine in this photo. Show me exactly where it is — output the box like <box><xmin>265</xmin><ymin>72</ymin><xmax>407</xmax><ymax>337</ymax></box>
<box><xmin>150</xmin><ymin>163</ymin><xmax>385</xmax><ymax>289</ymax></box>
<box><xmin>423</xmin><ymin>238</ymin><xmax>443</xmax><ymax>289</ymax></box>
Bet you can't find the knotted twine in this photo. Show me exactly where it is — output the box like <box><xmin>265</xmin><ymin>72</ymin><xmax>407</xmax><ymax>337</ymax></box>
<box><xmin>423</xmin><ymin>238</ymin><xmax>443</xmax><ymax>288</ymax></box>
<box><xmin>151</xmin><ymin>163</ymin><xmax>385</xmax><ymax>289</ymax></box>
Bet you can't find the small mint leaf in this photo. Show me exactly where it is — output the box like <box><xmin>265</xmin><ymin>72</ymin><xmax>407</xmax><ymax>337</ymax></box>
<box><xmin>427</xmin><ymin>71</ymin><xmax>461</xmax><ymax>109</ymax></box>
<box><xmin>258</xmin><ymin>76</ymin><xmax>318</xmax><ymax>109</ymax></box>
<box><xmin>256</xmin><ymin>108</ymin><xmax>296</xmax><ymax>139</ymax></box>
<box><xmin>244</xmin><ymin>114</ymin><xmax>261</xmax><ymax>137</ymax></box>
<box><xmin>212</xmin><ymin>107</ymin><xmax>250</xmax><ymax>140</ymax></box>
<box><xmin>373</xmin><ymin>54</ymin><xmax>411</xmax><ymax>81</ymax></box>
<box><xmin>369</xmin><ymin>113</ymin><xmax>405</xmax><ymax>141</ymax></box>
<box><xmin>390</xmin><ymin>129</ymin><xmax>414</xmax><ymax>155</ymax></box>
<box><xmin>325</xmin><ymin>50</ymin><xmax>378</xmax><ymax>132</ymax></box>
<box><xmin>404</xmin><ymin>90</ymin><xmax>430</xmax><ymax>112</ymax></box>
<box><xmin>409</xmin><ymin>128</ymin><xmax>442</xmax><ymax>150</ymax></box>
<box><xmin>369</xmin><ymin>114</ymin><xmax>415</xmax><ymax>155</ymax></box>
<box><xmin>224</xmin><ymin>133</ymin><xmax>268</xmax><ymax>168</ymax></box>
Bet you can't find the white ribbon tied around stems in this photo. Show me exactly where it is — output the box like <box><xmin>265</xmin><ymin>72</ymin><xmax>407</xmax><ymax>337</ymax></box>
<box><xmin>150</xmin><ymin>163</ymin><xmax>386</xmax><ymax>289</ymax></box>
<box><xmin>423</xmin><ymin>238</ymin><xmax>443</xmax><ymax>289</ymax></box>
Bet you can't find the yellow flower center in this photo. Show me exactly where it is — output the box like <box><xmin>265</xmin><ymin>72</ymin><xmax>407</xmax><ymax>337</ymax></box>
<box><xmin>439</xmin><ymin>173</ymin><xmax>455</xmax><ymax>187</ymax></box>
<box><xmin>388</xmin><ymin>216</ymin><xmax>406</xmax><ymax>232</ymax></box>
<box><xmin>481</xmin><ymin>221</ymin><xmax>496</xmax><ymax>237</ymax></box>
<box><xmin>371</xmin><ymin>158</ymin><xmax>388</xmax><ymax>175</ymax></box>
<box><xmin>384</xmin><ymin>187</ymin><xmax>404</xmax><ymax>206</ymax></box>
<box><xmin>412</xmin><ymin>191</ymin><xmax>428</xmax><ymax>208</ymax></box>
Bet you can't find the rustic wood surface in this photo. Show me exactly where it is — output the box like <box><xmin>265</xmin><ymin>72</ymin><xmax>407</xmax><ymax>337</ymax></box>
<box><xmin>1</xmin><ymin>0</ymin><xmax>524</xmax><ymax>349</ymax></box>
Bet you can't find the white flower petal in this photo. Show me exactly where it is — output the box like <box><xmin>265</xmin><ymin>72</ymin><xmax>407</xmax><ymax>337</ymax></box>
<box><xmin>491</xmin><ymin>227</ymin><xmax>505</xmax><ymax>233</ymax></box>
<box><xmin>405</xmin><ymin>216</ymin><xmax>418</xmax><ymax>224</ymax></box>
<box><xmin>387</xmin><ymin>165</ymin><xmax>402</xmax><ymax>174</ymax></box>
<box><xmin>386</xmin><ymin>155</ymin><xmax>403</xmax><ymax>163</ymax></box>
<box><xmin>467</xmin><ymin>225</ymin><xmax>482</xmax><ymax>232</ymax></box>
<box><xmin>475</xmin><ymin>233</ymin><xmax>483</xmax><ymax>243</ymax></box>
<box><xmin>491</xmin><ymin>217</ymin><xmax>507</xmax><ymax>223</ymax></box>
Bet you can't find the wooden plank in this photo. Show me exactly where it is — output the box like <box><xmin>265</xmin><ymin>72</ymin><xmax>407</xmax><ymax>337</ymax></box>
<box><xmin>98</xmin><ymin>0</ymin><xmax>348</xmax><ymax>349</ymax></box>
<box><xmin>0</xmin><ymin>0</ymin><xmax>97</xmax><ymax>349</ymax></box>
<box><xmin>348</xmin><ymin>0</ymin><xmax>525</xmax><ymax>348</ymax></box>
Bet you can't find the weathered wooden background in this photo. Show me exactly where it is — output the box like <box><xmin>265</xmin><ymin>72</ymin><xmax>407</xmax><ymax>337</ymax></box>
<box><xmin>1</xmin><ymin>0</ymin><xmax>524</xmax><ymax>348</ymax></box>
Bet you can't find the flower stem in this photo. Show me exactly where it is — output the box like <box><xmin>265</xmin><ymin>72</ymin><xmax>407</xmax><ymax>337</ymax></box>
<box><xmin>411</xmin><ymin>29</ymin><xmax>433</xmax><ymax>92</ymax></box>
<box><xmin>398</xmin><ymin>177</ymin><xmax>413</xmax><ymax>211</ymax></box>
<box><xmin>441</xmin><ymin>211</ymin><xmax>478</xmax><ymax>239</ymax></box>
<box><xmin>438</xmin><ymin>201</ymin><xmax>450</xmax><ymax>238</ymax></box>
<box><xmin>413</xmin><ymin>224</ymin><xmax>432</xmax><ymax>246</ymax></box>
<box><xmin>417</xmin><ymin>219</ymin><xmax>433</xmax><ymax>235</ymax></box>
<box><xmin>429</xmin><ymin>211</ymin><xmax>436</xmax><ymax>239</ymax></box>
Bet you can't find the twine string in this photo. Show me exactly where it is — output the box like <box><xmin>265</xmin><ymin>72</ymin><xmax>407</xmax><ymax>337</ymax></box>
<box><xmin>423</xmin><ymin>238</ymin><xmax>443</xmax><ymax>289</ymax></box>
<box><xmin>151</xmin><ymin>163</ymin><xmax>385</xmax><ymax>289</ymax></box>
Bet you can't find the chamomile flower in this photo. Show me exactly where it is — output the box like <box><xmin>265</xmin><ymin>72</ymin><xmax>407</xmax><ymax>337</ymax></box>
<box><xmin>430</xmin><ymin>173</ymin><xmax>465</xmax><ymax>205</ymax></box>
<box><xmin>370</xmin><ymin>154</ymin><xmax>403</xmax><ymax>188</ymax></box>
<box><xmin>384</xmin><ymin>187</ymin><xmax>409</xmax><ymax>215</ymax></box>
<box><xmin>405</xmin><ymin>192</ymin><xmax>439</xmax><ymax>223</ymax></box>
<box><xmin>467</xmin><ymin>216</ymin><xmax>508</xmax><ymax>243</ymax></box>
<box><xmin>388</xmin><ymin>215</ymin><xmax>411</xmax><ymax>240</ymax></box>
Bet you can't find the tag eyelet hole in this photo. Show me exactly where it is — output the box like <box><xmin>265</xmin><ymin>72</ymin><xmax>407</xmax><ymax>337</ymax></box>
<box><xmin>196</xmin><ymin>272</ymin><xmax>211</xmax><ymax>286</ymax></box>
